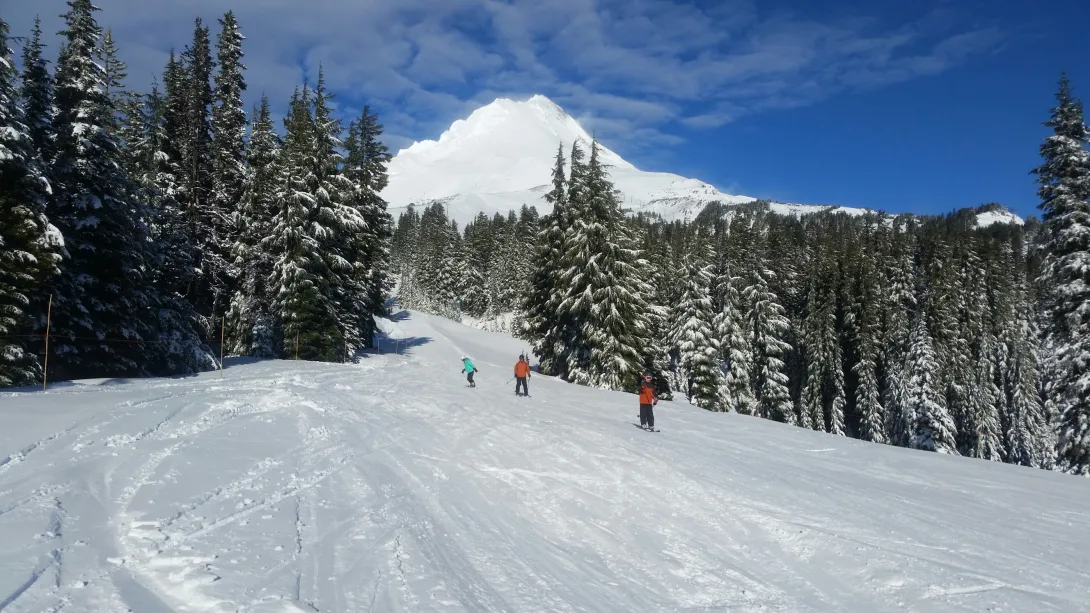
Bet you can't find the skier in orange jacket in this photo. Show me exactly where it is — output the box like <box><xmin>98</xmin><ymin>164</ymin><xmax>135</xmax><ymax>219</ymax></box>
<box><xmin>639</xmin><ymin>373</ymin><xmax>658</xmax><ymax>430</ymax></box>
<box><xmin>514</xmin><ymin>355</ymin><xmax>531</xmax><ymax>396</ymax></box>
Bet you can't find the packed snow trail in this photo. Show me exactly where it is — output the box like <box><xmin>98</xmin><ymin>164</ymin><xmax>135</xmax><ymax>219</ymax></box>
<box><xmin>1</xmin><ymin>311</ymin><xmax>1088</xmax><ymax>612</ymax></box>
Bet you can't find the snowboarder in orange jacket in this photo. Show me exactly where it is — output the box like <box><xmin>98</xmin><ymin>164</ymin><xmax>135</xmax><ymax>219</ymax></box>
<box><xmin>514</xmin><ymin>355</ymin><xmax>531</xmax><ymax>396</ymax></box>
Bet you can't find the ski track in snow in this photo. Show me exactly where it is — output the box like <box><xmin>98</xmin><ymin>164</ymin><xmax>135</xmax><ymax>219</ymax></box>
<box><xmin>1</xmin><ymin>311</ymin><xmax>1088</xmax><ymax>612</ymax></box>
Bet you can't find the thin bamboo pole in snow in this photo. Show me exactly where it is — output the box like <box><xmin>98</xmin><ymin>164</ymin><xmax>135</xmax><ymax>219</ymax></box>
<box><xmin>220</xmin><ymin>316</ymin><xmax>225</xmax><ymax>378</ymax></box>
<box><xmin>43</xmin><ymin>294</ymin><xmax>52</xmax><ymax>392</ymax></box>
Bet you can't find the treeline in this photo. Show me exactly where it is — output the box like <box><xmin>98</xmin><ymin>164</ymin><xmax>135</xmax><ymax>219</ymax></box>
<box><xmin>393</xmin><ymin>202</ymin><xmax>540</xmax><ymax>329</ymax></box>
<box><xmin>392</xmin><ymin>74</ymin><xmax>1090</xmax><ymax>475</ymax></box>
<box><xmin>0</xmin><ymin>0</ymin><xmax>392</xmax><ymax>386</ymax></box>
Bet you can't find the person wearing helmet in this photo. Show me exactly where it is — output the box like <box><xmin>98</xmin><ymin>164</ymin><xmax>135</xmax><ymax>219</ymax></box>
<box><xmin>639</xmin><ymin>373</ymin><xmax>658</xmax><ymax>430</ymax></box>
<box><xmin>514</xmin><ymin>354</ymin><xmax>531</xmax><ymax>396</ymax></box>
<box><xmin>461</xmin><ymin>356</ymin><xmax>478</xmax><ymax>388</ymax></box>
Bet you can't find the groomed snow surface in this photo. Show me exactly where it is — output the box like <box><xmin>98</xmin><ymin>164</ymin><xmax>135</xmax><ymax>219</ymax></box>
<box><xmin>2</xmin><ymin>311</ymin><xmax>1087</xmax><ymax>612</ymax></box>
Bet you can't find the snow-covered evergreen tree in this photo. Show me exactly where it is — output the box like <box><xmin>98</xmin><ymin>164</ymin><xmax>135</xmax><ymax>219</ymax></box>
<box><xmin>309</xmin><ymin>69</ymin><xmax>364</xmax><ymax>356</ymax></box>
<box><xmin>124</xmin><ymin>83</ymin><xmax>212</xmax><ymax>376</ymax></box>
<box><xmin>488</xmin><ymin>213</ymin><xmax>522</xmax><ymax>313</ymax></box>
<box><xmin>906</xmin><ymin>315</ymin><xmax>958</xmax><ymax>454</ymax></box>
<box><xmin>526</xmin><ymin>143</ymin><xmax>570</xmax><ymax>376</ymax></box>
<box><xmin>968</xmin><ymin>331</ymin><xmax>1004</xmax><ymax>461</ymax></box>
<box><xmin>162</xmin><ymin>49</ymin><xmax>187</xmax><ymax>169</ymax></box>
<box><xmin>1005</xmin><ymin>295</ymin><xmax>1051</xmax><ymax>468</ymax></box>
<box><xmin>925</xmin><ymin>238</ymin><xmax>973</xmax><ymax>450</ymax></box>
<box><xmin>401</xmin><ymin>203</ymin><xmax>465</xmax><ymax>319</ymax></box>
<box><xmin>669</xmin><ymin>235</ymin><xmax>724</xmax><ymax>410</ymax></box>
<box><xmin>212</xmin><ymin>11</ymin><xmax>246</xmax><ymax>230</ymax></box>
<box><xmin>227</xmin><ymin>96</ymin><xmax>279</xmax><ymax>357</ymax></box>
<box><xmin>559</xmin><ymin>141</ymin><xmax>651</xmax><ymax>390</ymax></box>
<box><xmin>746</xmin><ymin>263</ymin><xmax>795</xmax><ymax>424</ymax></box>
<box><xmin>851</xmin><ymin>224</ymin><xmax>887</xmax><ymax>444</ymax></box>
<box><xmin>48</xmin><ymin>0</ymin><xmax>154</xmax><ymax>380</ymax></box>
<box><xmin>0</xmin><ymin>16</ymin><xmax>62</xmax><ymax>386</ymax></box>
<box><xmin>99</xmin><ymin>28</ymin><xmax>127</xmax><ymax>109</ymax></box>
<box><xmin>462</xmin><ymin>213</ymin><xmax>493</xmax><ymax>318</ymax></box>
<box><xmin>715</xmin><ymin>262</ymin><xmax>755</xmax><ymax>415</ymax></box>
<box><xmin>265</xmin><ymin>86</ymin><xmax>334</xmax><ymax>360</ymax></box>
<box><xmin>508</xmin><ymin>205</ymin><xmax>539</xmax><ymax>335</ymax></box>
<box><xmin>641</xmin><ymin>230</ymin><xmax>675</xmax><ymax>400</ymax></box>
<box><xmin>801</xmin><ymin>252</ymin><xmax>846</xmax><ymax>434</ymax></box>
<box><xmin>181</xmin><ymin>18</ymin><xmax>226</xmax><ymax>327</ymax></box>
<box><xmin>20</xmin><ymin>17</ymin><xmax>54</xmax><ymax>165</ymax></box>
<box><xmin>952</xmin><ymin>242</ymin><xmax>992</xmax><ymax>454</ymax></box>
<box><xmin>1033</xmin><ymin>74</ymin><xmax>1090</xmax><ymax>476</ymax></box>
<box><xmin>883</xmin><ymin>224</ymin><xmax>917</xmax><ymax>446</ymax></box>
<box><xmin>100</xmin><ymin>30</ymin><xmax>145</xmax><ymax>185</ymax></box>
<box><xmin>343</xmin><ymin>104</ymin><xmax>393</xmax><ymax>342</ymax></box>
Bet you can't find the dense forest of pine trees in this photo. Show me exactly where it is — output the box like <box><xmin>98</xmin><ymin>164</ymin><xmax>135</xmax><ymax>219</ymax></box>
<box><xmin>392</xmin><ymin>77</ymin><xmax>1090</xmax><ymax>476</ymax></box>
<box><xmin>0</xmin><ymin>2</ymin><xmax>392</xmax><ymax>385</ymax></box>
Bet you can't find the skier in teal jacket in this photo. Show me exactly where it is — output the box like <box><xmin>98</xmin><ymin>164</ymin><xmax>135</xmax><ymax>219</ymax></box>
<box><xmin>461</xmin><ymin>356</ymin><xmax>478</xmax><ymax>387</ymax></box>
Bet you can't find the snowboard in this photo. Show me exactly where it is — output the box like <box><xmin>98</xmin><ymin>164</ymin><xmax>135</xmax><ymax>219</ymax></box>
<box><xmin>632</xmin><ymin>423</ymin><xmax>659</xmax><ymax>432</ymax></box>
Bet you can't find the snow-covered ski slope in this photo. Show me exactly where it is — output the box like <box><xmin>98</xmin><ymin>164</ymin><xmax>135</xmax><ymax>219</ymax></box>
<box><xmin>2</xmin><ymin>311</ymin><xmax>1087</xmax><ymax>612</ymax></box>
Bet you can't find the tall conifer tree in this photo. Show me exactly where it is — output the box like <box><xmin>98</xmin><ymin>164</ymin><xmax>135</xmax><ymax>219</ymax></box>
<box><xmin>266</xmin><ymin>87</ymin><xmax>329</xmax><ymax>359</ymax></box>
<box><xmin>906</xmin><ymin>315</ymin><xmax>958</xmax><ymax>454</ymax></box>
<box><xmin>20</xmin><ymin>17</ymin><xmax>55</xmax><ymax>164</ymax></box>
<box><xmin>48</xmin><ymin>0</ymin><xmax>152</xmax><ymax>379</ymax></box>
<box><xmin>559</xmin><ymin>141</ymin><xmax>651</xmax><ymax>390</ymax></box>
<box><xmin>212</xmin><ymin>11</ymin><xmax>246</xmax><ymax>225</ymax></box>
<box><xmin>1033</xmin><ymin>74</ymin><xmax>1090</xmax><ymax>475</ymax></box>
<box><xmin>181</xmin><ymin>18</ymin><xmax>223</xmax><ymax>325</ymax></box>
<box><xmin>746</xmin><ymin>263</ymin><xmax>794</xmax><ymax>424</ymax></box>
<box><xmin>0</xmin><ymin>16</ymin><xmax>62</xmax><ymax>386</ymax></box>
<box><xmin>527</xmin><ymin>143</ymin><xmax>570</xmax><ymax>375</ymax></box>
<box><xmin>669</xmin><ymin>235</ymin><xmax>724</xmax><ymax>410</ymax></box>
<box><xmin>228</xmin><ymin>96</ymin><xmax>280</xmax><ymax>357</ymax></box>
<box><xmin>344</xmin><ymin>105</ymin><xmax>393</xmax><ymax>342</ymax></box>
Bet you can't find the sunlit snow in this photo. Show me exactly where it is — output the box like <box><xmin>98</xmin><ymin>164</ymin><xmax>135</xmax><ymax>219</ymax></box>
<box><xmin>976</xmin><ymin>209</ymin><xmax>1027</xmax><ymax>228</ymax></box>
<box><xmin>0</xmin><ymin>310</ymin><xmax>1085</xmax><ymax>612</ymax></box>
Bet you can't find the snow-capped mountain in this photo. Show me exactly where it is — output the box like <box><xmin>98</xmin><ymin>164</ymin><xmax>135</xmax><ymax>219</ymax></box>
<box><xmin>381</xmin><ymin>95</ymin><xmax>1024</xmax><ymax>228</ymax></box>
<box><xmin>381</xmin><ymin>95</ymin><xmax>754</xmax><ymax>224</ymax></box>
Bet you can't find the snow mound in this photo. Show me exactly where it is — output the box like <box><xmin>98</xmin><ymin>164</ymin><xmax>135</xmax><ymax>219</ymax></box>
<box><xmin>1</xmin><ymin>311</ymin><xmax>1088</xmax><ymax>611</ymax></box>
<box><xmin>381</xmin><ymin>95</ymin><xmax>755</xmax><ymax>224</ymax></box>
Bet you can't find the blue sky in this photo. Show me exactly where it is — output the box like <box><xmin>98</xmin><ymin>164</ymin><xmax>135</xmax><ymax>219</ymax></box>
<box><xmin>3</xmin><ymin>0</ymin><xmax>1088</xmax><ymax>218</ymax></box>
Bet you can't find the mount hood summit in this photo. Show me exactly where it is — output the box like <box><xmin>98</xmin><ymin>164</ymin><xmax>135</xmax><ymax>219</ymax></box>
<box><xmin>379</xmin><ymin>95</ymin><xmax>1023</xmax><ymax>227</ymax></box>
<box><xmin>380</xmin><ymin>95</ymin><xmax>755</xmax><ymax>224</ymax></box>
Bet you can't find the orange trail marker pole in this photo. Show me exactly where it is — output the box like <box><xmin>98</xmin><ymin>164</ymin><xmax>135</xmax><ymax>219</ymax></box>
<box><xmin>43</xmin><ymin>294</ymin><xmax>53</xmax><ymax>392</ymax></box>
<box><xmin>220</xmin><ymin>316</ymin><xmax>225</xmax><ymax>378</ymax></box>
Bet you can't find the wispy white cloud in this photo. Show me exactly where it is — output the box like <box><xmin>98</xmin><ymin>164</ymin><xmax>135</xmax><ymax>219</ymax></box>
<box><xmin>1</xmin><ymin>0</ymin><xmax>1003</xmax><ymax>162</ymax></box>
